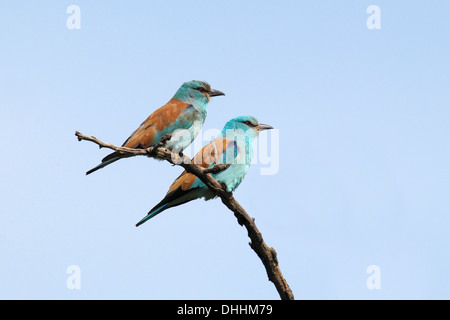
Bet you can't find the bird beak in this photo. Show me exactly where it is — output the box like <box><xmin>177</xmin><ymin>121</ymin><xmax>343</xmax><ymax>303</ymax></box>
<box><xmin>208</xmin><ymin>89</ymin><xmax>225</xmax><ymax>97</ymax></box>
<box><xmin>257</xmin><ymin>123</ymin><xmax>274</xmax><ymax>131</ymax></box>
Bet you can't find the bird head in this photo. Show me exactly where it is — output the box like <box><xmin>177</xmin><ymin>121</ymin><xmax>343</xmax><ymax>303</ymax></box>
<box><xmin>222</xmin><ymin>116</ymin><xmax>273</xmax><ymax>137</ymax></box>
<box><xmin>220</xmin><ymin>116</ymin><xmax>273</xmax><ymax>165</ymax></box>
<box><xmin>173</xmin><ymin>80</ymin><xmax>225</xmax><ymax>104</ymax></box>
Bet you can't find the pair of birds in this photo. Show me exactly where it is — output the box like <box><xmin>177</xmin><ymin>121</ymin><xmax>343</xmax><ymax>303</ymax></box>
<box><xmin>86</xmin><ymin>80</ymin><xmax>273</xmax><ymax>227</ymax></box>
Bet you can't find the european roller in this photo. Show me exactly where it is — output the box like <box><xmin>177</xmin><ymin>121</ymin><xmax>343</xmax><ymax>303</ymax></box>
<box><xmin>86</xmin><ymin>80</ymin><xmax>224</xmax><ymax>175</ymax></box>
<box><xmin>136</xmin><ymin>116</ymin><xmax>273</xmax><ymax>226</ymax></box>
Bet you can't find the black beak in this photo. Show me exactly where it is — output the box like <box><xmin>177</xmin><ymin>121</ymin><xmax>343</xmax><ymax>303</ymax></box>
<box><xmin>257</xmin><ymin>124</ymin><xmax>274</xmax><ymax>131</ymax></box>
<box><xmin>208</xmin><ymin>89</ymin><xmax>225</xmax><ymax>97</ymax></box>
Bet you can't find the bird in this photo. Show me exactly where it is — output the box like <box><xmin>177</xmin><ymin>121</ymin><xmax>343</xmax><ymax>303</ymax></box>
<box><xmin>136</xmin><ymin>116</ymin><xmax>273</xmax><ymax>227</ymax></box>
<box><xmin>86</xmin><ymin>80</ymin><xmax>225</xmax><ymax>175</ymax></box>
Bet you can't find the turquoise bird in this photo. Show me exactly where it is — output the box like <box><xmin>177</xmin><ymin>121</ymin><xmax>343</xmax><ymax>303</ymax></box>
<box><xmin>136</xmin><ymin>116</ymin><xmax>273</xmax><ymax>226</ymax></box>
<box><xmin>86</xmin><ymin>80</ymin><xmax>224</xmax><ymax>175</ymax></box>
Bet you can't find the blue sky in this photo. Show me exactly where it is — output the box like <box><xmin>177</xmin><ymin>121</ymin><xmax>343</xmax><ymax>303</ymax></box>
<box><xmin>0</xmin><ymin>1</ymin><xmax>449</xmax><ymax>299</ymax></box>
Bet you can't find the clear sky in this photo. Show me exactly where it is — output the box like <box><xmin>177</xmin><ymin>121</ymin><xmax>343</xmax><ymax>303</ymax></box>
<box><xmin>0</xmin><ymin>1</ymin><xmax>449</xmax><ymax>299</ymax></box>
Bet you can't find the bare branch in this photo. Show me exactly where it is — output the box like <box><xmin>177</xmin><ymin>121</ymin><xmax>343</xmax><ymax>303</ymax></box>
<box><xmin>75</xmin><ymin>131</ymin><xmax>294</xmax><ymax>300</ymax></box>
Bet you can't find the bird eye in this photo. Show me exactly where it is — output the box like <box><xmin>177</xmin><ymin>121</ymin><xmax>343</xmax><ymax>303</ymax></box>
<box><xmin>197</xmin><ymin>87</ymin><xmax>207</xmax><ymax>93</ymax></box>
<box><xmin>243</xmin><ymin>121</ymin><xmax>253</xmax><ymax>126</ymax></box>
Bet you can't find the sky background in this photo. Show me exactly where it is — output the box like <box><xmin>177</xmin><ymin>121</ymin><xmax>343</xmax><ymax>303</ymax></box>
<box><xmin>0</xmin><ymin>1</ymin><xmax>449</xmax><ymax>299</ymax></box>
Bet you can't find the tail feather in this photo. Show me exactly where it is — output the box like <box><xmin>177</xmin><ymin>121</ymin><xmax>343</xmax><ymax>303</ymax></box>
<box><xmin>86</xmin><ymin>151</ymin><xmax>127</xmax><ymax>175</ymax></box>
<box><xmin>135</xmin><ymin>187</ymin><xmax>200</xmax><ymax>227</ymax></box>
<box><xmin>101</xmin><ymin>151</ymin><xmax>123</xmax><ymax>163</ymax></box>
<box><xmin>136</xmin><ymin>203</ymin><xmax>169</xmax><ymax>227</ymax></box>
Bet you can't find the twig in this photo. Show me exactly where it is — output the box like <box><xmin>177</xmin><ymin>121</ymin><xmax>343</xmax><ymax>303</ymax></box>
<box><xmin>75</xmin><ymin>131</ymin><xmax>294</xmax><ymax>300</ymax></box>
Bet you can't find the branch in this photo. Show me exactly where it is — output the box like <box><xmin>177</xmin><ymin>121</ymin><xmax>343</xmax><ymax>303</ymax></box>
<box><xmin>75</xmin><ymin>131</ymin><xmax>294</xmax><ymax>300</ymax></box>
